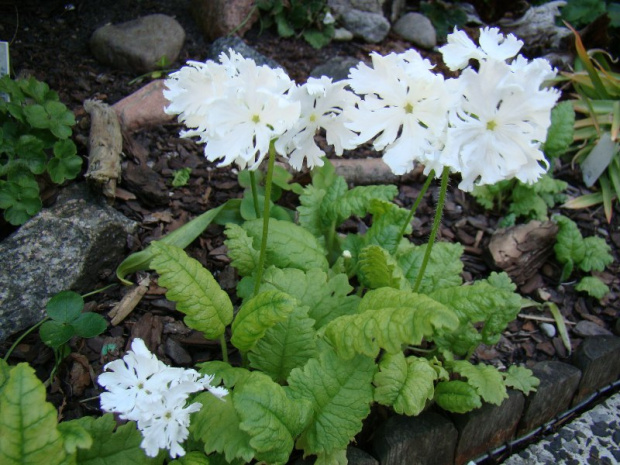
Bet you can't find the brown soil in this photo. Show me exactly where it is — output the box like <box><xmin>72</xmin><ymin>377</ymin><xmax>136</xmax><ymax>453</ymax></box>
<box><xmin>0</xmin><ymin>0</ymin><xmax>619</xmax><ymax>445</ymax></box>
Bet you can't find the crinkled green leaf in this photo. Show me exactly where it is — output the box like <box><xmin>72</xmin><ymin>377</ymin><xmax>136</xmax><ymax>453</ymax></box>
<box><xmin>197</xmin><ymin>361</ymin><xmax>253</xmax><ymax>389</ymax></box>
<box><xmin>45</xmin><ymin>290</ymin><xmax>84</xmax><ymax>322</ymax></box>
<box><xmin>434</xmin><ymin>380</ymin><xmax>482</xmax><ymax>414</ymax></box>
<box><xmin>579</xmin><ymin>236</ymin><xmax>613</xmax><ymax>272</ymax></box>
<box><xmin>235</xmin><ymin>372</ymin><xmax>312</xmax><ymax>464</ymax></box>
<box><xmin>0</xmin><ymin>175</ymin><xmax>42</xmax><ymax>225</ymax></box>
<box><xmin>171</xmin><ymin>167</ymin><xmax>192</xmax><ymax>188</ymax></box>
<box><xmin>429</xmin><ymin>278</ymin><xmax>521</xmax><ymax>346</ymax></box>
<box><xmin>397</xmin><ymin>242</ymin><xmax>464</xmax><ymax>293</ymax></box>
<box><xmin>224</xmin><ymin>223</ymin><xmax>260</xmax><ymax>276</ymax></box>
<box><xmin>315</xmin><ymin>449</ymin><xmax>347</xmax><ymax>465</ymax></box>
<box><xmin>251</xmin><ymin>267</ymin><xmax>359</xmax><ymax>328</ymax></box>
<box><xmin>373</xmin><ymin>353</ymin><xmax>436</xmax><ymax>416</ymax></box>
<box><xmin>248</xmin><ymin>306</ymin><xmax>317</xmax><ymax>383</ymax></box>
<box><xmin>297</xmin><ymin>184</ymin><xmax>327</xmax><ymax>236</ymax></box>
<box><xmin>168</xmin><ymin>451</ymin><xmax>210</xmax><ymax>465</ymax></box>
<box><xmin>358</xmin><ymin>245</ymin><xmax>409</xmax><ymax>290</ymax></box>
<box><xmin>325</xmin><ymin>182</ymin><xmax>399</xmax><ymax>226</ymax></box>
<box><xmin>319</xmin><ymin>175</ymin><xmax>348</xmax><ymax>224</ymax></box>
<box><xmin>576</xmin><ymin>275</ymin><xmax>610</xmax><ymax>299</ymax></box>
<box><xmin>73</xmin><ymin>413</ymin><xmax>163</xmax><ymax>465</ymax></box>
<box><xmin>191</xmin><ymin>391</ymin><xmax>254</xmax><ymax>464</ymax></box>
<box><xmin>150</xmin><ymin>242</ymin><xmax>233</xmax><ymax>339</ymax></box>
<box><xmin>364</xmin><ymin>200</ymin><xmax>412</xmax><ymax>254</ymax></box>
<box><xmin>57</xmin><ymin>422</ymin><xmax>92</xmax><ymax>454</ymax></box>
<box><xmin>14</xmin><ymin>135</ymin><xmax>47</xmax><ymax>174</ymax></box>
<box><xmin>544</xmin><ymin>101</ymin><xmax>576</xmax><ymax>158</ymax></box>
<box><xmin>503</xmin><ymin>365</ymin><xmax>539</xmax><ymax>395</ymax></box>
<box><xmin>287</xmin><ymin>347</ymin><xmax>376</xmax><ymax>457</ymax></box>
<box><xmin>449</xmin><ymin>360</ymin><xmax>507</xmax><ymax>406</ymax></box>
<box><xmin>554</xmin><ymin>215</ymin><xmax>586</xmax><ymax>266</ymax></box>
<box><xmin>243</xmin><ymin>218</ymin><xmax>328</xmax><ymax>272</ymax></box>
<box><xmin>0</xmin><ymin>358</ymin><xmax>10</xmax><ymax>389</ymax></box>
<box><xmin>0</xmin><ymin>363</ymin><xmax>69</xmax><ymax>465</ymax></box>
<box><xmin>231</xmin><ymin>290</ymin><xmax>296</xmax><ymax>352</ymax></box>
<box><xmin>324</xmin><ymin>288</ymin><xmax>459</xmax><ymax>359</ymax></box>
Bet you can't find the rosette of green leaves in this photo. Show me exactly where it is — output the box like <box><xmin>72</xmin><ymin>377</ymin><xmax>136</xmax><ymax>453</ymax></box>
<box><xmin>0</xmin><ymin>75</ymin><xmax>82</xmax><ymax>225</ymax></box>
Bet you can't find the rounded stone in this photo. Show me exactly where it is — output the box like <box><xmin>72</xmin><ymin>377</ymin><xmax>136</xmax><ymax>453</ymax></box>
<box><xmin>392</xmin><ymin>12</ymin><xmax>437</xmax><ymax>49</ymax></box>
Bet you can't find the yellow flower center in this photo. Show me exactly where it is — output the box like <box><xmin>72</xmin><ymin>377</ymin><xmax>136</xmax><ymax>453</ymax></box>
<box><xmin>252</xmin><ymin>114</ymin><xmax>260</xmax><ymax>123</ymax></box>
<box><xmin>404</xmin><ymin>103</ymin><xmax>414</xmax><ymax>114</ymax></box>
<box><xmin>486</xmin><ymin>120</ymin><xmax>497</xmax><ymax>131</ymax></box>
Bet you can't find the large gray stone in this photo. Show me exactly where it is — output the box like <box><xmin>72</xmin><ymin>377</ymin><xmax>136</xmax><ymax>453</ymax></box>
<box><xmin>310</xmin><ymin>56</ymin><xmax>360</xmax><ymax>82</ymax></box>
<box><xmin>392</xmin><ymin>12</ymin><xmax>437</xmax><ymax>49</ymax></box>
<box><xmin>372</xmin><ymin>411</ymin><xmax>457</xmax><ymax>465</ymax></box>
<box><xmin>90</xmin><ymin>14</ymin><xmax>185</xmax><ymax>73</ymax></box>
<box><xmin>340</xmin><ymin>9</ymin><xmax>390</xmax><ymax>43</ymax></box>
<box><xmin>0</xmin><ymin>183</ymin><xmax>136</xmax><ymax>342</ymax></box>
<box><xmin>517</xmin><ymin>361</ymin><xmax>582</xmax><ymax>436</ymax></box>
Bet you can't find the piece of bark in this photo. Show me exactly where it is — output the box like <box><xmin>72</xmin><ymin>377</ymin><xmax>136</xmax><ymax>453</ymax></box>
<box><xmin>487</xmin><ymin>220</ymin><xmax>558</xmax><ymax>286</ymax></box>
<box><xmin>83</xmin><ymin>99</ymin><xmax>123</xmax><ymax>200</ymax></box>
<box><xmin>108</xmin><ymin>276</ymin><xmax>150</xmax><ymax>326</ymax></box>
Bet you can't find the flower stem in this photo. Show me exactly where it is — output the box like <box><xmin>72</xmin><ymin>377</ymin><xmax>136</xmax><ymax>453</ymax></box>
<box><xmin>413</xmin><ymin>167</ymin><xmax>449</xmax><ymax>293</ymax></box>
<box><xmin>220</xmin><ymin>333</ymin><xmax>229</xmax><ymax>364</ymax></box>
<box><xmin>3</xmin><ymin>317</ymin><xmax>48</xmax><ymax>361</ymax></box>
<box><xmin>253</xmin><ymin>142</ymin><xmax>277</xmax><ymax>297</ymax></box>
<box><xmin>249</xmin><ymin>171</ymin><xmax>261</xmax><ymax>218</ymax></box>
<box><xmin>396</xmin><ymin>169</ymin><xmax>435</xmax><ymax>252</ymax></box>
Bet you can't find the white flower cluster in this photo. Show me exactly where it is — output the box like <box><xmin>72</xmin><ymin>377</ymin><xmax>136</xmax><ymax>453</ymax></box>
<box><xmin>98</xmin><ymin>338</ymin><xmax>227</xmax><ymax>458</ymax></box>
<box><xmin>164</xmin><ymin>27</ymin><xmax>560</xmax><ymax>191</ymax></box>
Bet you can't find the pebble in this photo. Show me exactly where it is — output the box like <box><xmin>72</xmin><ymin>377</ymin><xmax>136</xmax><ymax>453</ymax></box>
<box><xmin>540</xmin><ymin>322</ymin><xmax>556</xmax><ymax>338</ymax></box>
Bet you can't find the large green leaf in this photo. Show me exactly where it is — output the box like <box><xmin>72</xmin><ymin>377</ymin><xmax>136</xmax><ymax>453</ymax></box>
<box><xmin>0</xmin><ymin>363</ymin><xmax>69</xmax><ymax>465</ymax></box>
<box><xmin>373</xmin><ymin>353</ymin><xmax>437</xmax><ymax>416</ymax></box>
<box><xmin>243</xmin><ymin>218</ymin><xmax>329</xmax><ymax>272</ymax></box>
<box><xmin>434</xmin><ymin>380</ymin><xmax>482</xmax><ymax>414</ymax></box>
<box><xmin>358</xmin><ymin>245</ymin><xmax>409</xmax><ymax>290</ymax></box>
<box><xmin>190</xmin><ymin>391</ymin><xmax>254</xmax><ymax>464</ymax></box>
<box><xmin>397</xmin><ymin>242</ymin><xmax>464</xmax><ymax>293</ymax></box>
<box><xmin>231</xmin><ymin>290</ymin><xmax>296</xmax><ymax>352</ymax></box>
<box><xmin>297</xmin><ymin>184</ymin><xmax>327</xmax><ymax>236</ymax></box>
<box><xmin>224</xmin><ymin>223</ymin><xmax>260</xmax><ymax>276</ymax></box>
<box><xmin>324</xmin><ymin>288</ymin><xmax>459</xmax><ymax>359</ymax></box>
<box><xmin>544</xmin><ymin>101</ymin><xmax>575</xmax><ymax>158</ymax></box>
<box><xmin>73</xmin><ymin>414</ymin><xmax>163</xmax><ymax>464</ymax></box>
<box><xmin>248</xmin><ymin>306</ymin><xmax>317</xmax><ymax>383</ymax></box>
<box><xmin>287</xmin><ymin>347</ymin><xmax>376</xmax><ymax>457</ymax></box>
<box><xmin>150</xmin><ymin>242</ymin><xmax>233</xmax><ymax>339</ymax></box>
<box><xmin>449</xmin><ymin>360</ymin><xmax>507</xmax><ymax>406</ymax></box>
<box><xmin>249</xmin><ymin>267</ymin><xmax>359</xmax><ymax>329</ymax></box>
<box><xmin>235</xmin><ymin>372</ymin><xmax>312</xmax><ymax>464</ymax></box>
<box><xmin>554</xmin><ymin>215</ymin><xmax>586</xmax><ymax>266</ymax></box>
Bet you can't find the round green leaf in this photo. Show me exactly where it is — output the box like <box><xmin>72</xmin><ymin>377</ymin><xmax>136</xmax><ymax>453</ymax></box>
<box><xmin>39</xmin><ymin>320</ymin><xmax>75</xmax><ymax>349</ymax></box>
<box><xmin>72</xmin><ymin>312</ymin><xmax>107</xmax><ymax>338</ymax></box>
<box><xmin>46</xmin><ymin>290</ymin><xmax>84</xmax><ymax>322</ymax></box>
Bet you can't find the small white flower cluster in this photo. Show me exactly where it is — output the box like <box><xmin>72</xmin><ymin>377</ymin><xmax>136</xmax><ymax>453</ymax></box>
<box><xmin>164</xmin><ymin>27</ymin><xmax>560</xmax><ymax>190</ymax></box>
<box><xmin>98</xmin><ymin>338</ymin><xmax>227</xmax><ymax>458</ymax></box>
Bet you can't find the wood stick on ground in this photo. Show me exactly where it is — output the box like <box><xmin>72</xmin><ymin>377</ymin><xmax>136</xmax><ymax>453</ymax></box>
<box><xmin>83</xmin><ymin>99</ymin><xmax>123</xmax><ymax>201</ymax></box>
<box><xmin>108</xmin><ymin>276</ymin><xmax>150</xmax><ymax>326</ymax></box>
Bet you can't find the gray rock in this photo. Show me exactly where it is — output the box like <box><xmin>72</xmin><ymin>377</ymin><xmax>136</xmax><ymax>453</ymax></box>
<box><xmin>573</xmin><ymin>320</ymin><xmax>613</xmax><ymax>337</ymax></box>
<box><xmin>340</xmin><ymin>9</ymin><xmax>390</xmax><ymax>43</ymax></box>
<box><xmin>0</xmin><ymin>183</ymin><xmax>136</xmax><ymax>342</ymax></box>
<box><xmin>333</xmin><ymin>27</ymin><xmax>355</xmax><ymax>41</ymax></box>
<box><xmin>208</xmin><ymin>36</ymin><xmax>284</xmax><ymax>72</ymax></box>
<box><xmin>90</xmin><ymin>14</ymin><xmax>185</xmax><ymax>73</ymax></box>
<box><xmin>329</xmin><ymin>0</ymin><xmax>384</xmax><ymax>16</ymax></box>
<box><xmin>392</xmin><ymin>12</ymin><xmax>437</xmax><ymax>49</ymax></box>
<box><xmin>310</xmin><ymin>56</ymin><xmax>360</xmax><ymax>82</ymax></box>
<box><xmin>372</xmin><ymin>411</ymin><xmax>457</xmax><ymax>465</ymax></box>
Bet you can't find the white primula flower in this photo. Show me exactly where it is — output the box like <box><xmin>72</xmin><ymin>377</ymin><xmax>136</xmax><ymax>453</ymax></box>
<box><xmin>98</xmin><ymin>338</ymin><xmax>228</xmax><ymax>458</ymax></box>
<box><xmin>275</xmin><ymin>76</ymin><xmax>359</xmax><ymax>170</ymax></box>
<box><xmin>164</xmin><ymin>50</ymin><xmax>300</xmax><ymax>170</ymax></box>
<box><xmin>345</xmin><ymin>49</ymin><xmax>455</xmax><ymax>175</ymax></box>
<box><xmin>440</xmin><ymin>27</ymin><xmax>523</xmax><ymax>71</ymax></box>
<box><xmin>442</xmin><ymin>57</ymin><xmax>559</xmax><ymax>191</ymax></box>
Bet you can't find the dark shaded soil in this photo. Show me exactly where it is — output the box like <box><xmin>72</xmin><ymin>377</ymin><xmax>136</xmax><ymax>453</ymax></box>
<box><xmin>0</xmin><ymin>0</ymin><xmax>619</xmax><ymax>444</ymax></box>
